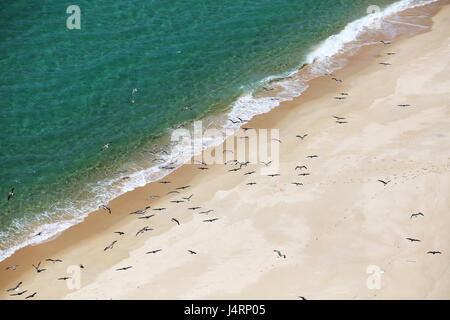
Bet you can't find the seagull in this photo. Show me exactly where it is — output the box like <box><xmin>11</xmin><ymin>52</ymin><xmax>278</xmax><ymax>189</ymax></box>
<box><xmin>307</xmin><ymin>155</ymin><xmax>318</xmax><ymax>158</ymax></box>
<box><xmin>7</xmin><ymin>187</ymin><xmax>14</xmax><ymax>201</ymax></box>
<box><xmin>334</xmin><ymin>97</ymin><xmax>346</xmax><ymax>100</ymax></box>
<box><xmin>176</xmin><ymin>185</ymin><xmax>190</xmax><ymax>190</ymax></box>
<box><xmin>380</xmin><ymin>40</ymin><xmax>391</xmax><ymax>45</ymax></box>
<box><xmin>188</xmin><ymin>250</ymin><xmax>197</xmax><ymax>254</ymax></box>
<box><xmin>228</xmin><ymin>119</ymin><xmax>239</xmax><ymax>124</ymax></box>
<box><xmin>397</xmin><ymin>104</ymin><xmax>410</xmax><ymax>107</ymax></box>
<box><xmin>272</xmin><ymin>138</ymin><xmax>282</xmax><ymax>143</ymax></box>
<box><xmin>229</xmin><ymin>168</ymin><xmax>241</xmax><ymax>172</ymax></box>
<box><xmin>378</xmin><ymin>179</ymin><xmax>391</xmax><ymax>186</ymax></box>
<box><xmin>188</xmin><ymin>206</ymin><xmax>201</xmax><ymax>210</ymax></box>
<box><xmin>100</xmin><ymin>205</ymin><xmax>111</xmax><ymax>214</ymax></box>
<box><xmin>32</xmin><ymin>262</ymin><xmax>46</xmax><ymax>273</ymax></box>
<box><xmin>295</xmin><ymin>166</ymin><xmax>307</xmax><ymax>170</ymax></box>
<box><xmin>340</xmin><ymin>93</ymin><xmax>349</xmax><ymax>96</ymax></box>
<box><xmin>260</xmin><ymin>160</ymin><xmax>272</xmax><ymax>166</ymax></box>
<box><xmin>104</xmin><ymin>240</ymin><xmax>117</xmax><ymax>251</ymax></box>
<box><xmin>268</xmin><ymin>174</ymin><xmax>280</xmax><ymax>177</ymax></box>
<box><xmin>136</xmin><ymin>227</ymin><xmax>153</xmax><ymax>236</ymax></box>
<box><xmin>379</xmin><ymin>62</ymin><xmax>391</xmax><ymax>66</ymax></box>
<box><xmin>58</xmin><ymin>277</ymin><xmax>72</xmax><ymax>281</ymax></box>
<box><xmin>296</xmin><ymin>134</ymin><xmax>308</xmax><ymax>140</ymax></box>
<box><xmin>226</xmin><ymin>160</ymin><xmax>238</xmax><ymax>165</ymax></box>
<box><xmin>299</xmin><ymin>296</ymin><xmax>307</xmax><ymax>300</ymax></box>
<box><xmin>332</xmin><ymin>78</ymin><xmax>343</xmax><ymax>83</ymax></box>
<box><xmin>292</xmin><ymin>182</ymin><xmax>303</xmax><ymax>186</ymax></box>
<box><xmin>199</xmin><ymin>209</ymin><xmax>213</xmax><ymax>215</ymax></box>
<box><xmin>405</xmin><ymin>238</ymin><xmax>421</xmax><ymax>242</ymax></box>
<box><xmin>116</xmin><ymin>266</ymin><xmax>132</xmax><ymax>271</ymax></box>
<box><xmin>427</xmin><ymin>251</ymin><xmax>442</xmax><ymax>255</ymax></box>
<box><xmin>410</xmin><ymin>212</ymin><xmax>424</xmax><ymax>219</ymax></box>
<box><xmin>171</xmin><ymin>200</ymin><xmax>184</xmax><ymax>203</ymax></box>
<box><xmin>46</xmin><ymin>258</ymin><xmax>63</xmax><ymax>264</ymax></box>
<box><xmin>25</xmin><ymin>292</ymin><xmax>37</xmax><ymax>299</ymax></box>
<box><xmin>244</xmin><ymin>171</ymin><xmax>256</xmax><ymax>176</ymax></box>
<box><xmin>159</xmin><ymin>181</ymin><xmax>171</xmax><ymax>184</ymax></box>
<box><xmin>336</xmin><ymin>121</ymin><xmax>348</xmax><ymax>124</ymax></box>
<box><xmin>182</xmin><ymin>194</ymin><xmax>193</xmax><ymax>201</ymax></box>
<box><xmin>146</xmin><ymin>249</ymin><xmax>162</xmax><ymax>254</ymax></box>
<box><xmin>79</xmin><ymin>264</ymin><xmax>85</xmax><ymax>269</ymax></box>
<box><xmin>237</xmin><ymin>117</ymin><xmax>248</xmax><ymax>123</ymax></box>
<box><xmin>238</xmin><ymin>161</ymin><xmax>250</xmax><ymax>168</ymax></box>
<box><xmin>114</xmin><ymin>231</ymin><xmax>125</xmax><ymax>235</ymax></box>
<box><xmin>10</xmin><ymin>290</ymin><xmax>27</xmax><ymax>297</ymax></box>
<box><xmin>5</xmin><ymin>265</ymin><xmax>19</xmax><ymax>271</ymax></box>
<box><xmin>333</xmin><ymin>116</ymin><xmax>346</xmax><ymax>120</ymax></box>
<box><xmin>168</xmin><ymin>191</ymin><xmax>180</xmax><ymax>194</ymax></box>
<box><xmin>138</xmin><ymin>214</ymin><xmax>155</xmax><ymax>220</ymax></box>
<box><xmin>152</xmin><ymin>207</ymin><xmax>166</xmax><ymax>211</ymax></box>
<box><xmin>274</xmin><ymin>250</ymin><xmax>286</xmax><ymax>259</ymax></box>
<box><xmin>247</xmin><ymin>182</ymin><xmax>256</xmax><ymax>185</ymax></box>
<box><xmin>198</xmin><ymin>167</ymin><xmax>208</xmax><ymax>170</ymax></box>
<box><xmin>101</xmin><ymin>142</ymin><xmax>112</xmax><ymax>151</ymax></box>
<box><xmin>33</xmin><ymin>232</ymin><xmax>42</xmax><ymax>237</ymax></box>
<box><xmin>203</xmin><ymin>218</ymin><xmax>219</xmax><ymax>222</ymax></box>
<box><xmin>7</xmin><ymin>282</ymin><xmax>23</xmax><ymax>292</ymax></box>
<box><xmin>386</xmin><ymin>52</ymin><xmax>396</xmax><ymax>55</ymax></box>
<box><xmin>171</xmin><ymin>218</ymin><xmax>180</xmax><ymax>225</ymax></box>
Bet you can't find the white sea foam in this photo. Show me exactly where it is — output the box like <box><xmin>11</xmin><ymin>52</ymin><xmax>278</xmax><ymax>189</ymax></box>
<box><xmin>0</xmin><ymin>0</ymin><xmax>439</xmax><ymax>262</ymax></box>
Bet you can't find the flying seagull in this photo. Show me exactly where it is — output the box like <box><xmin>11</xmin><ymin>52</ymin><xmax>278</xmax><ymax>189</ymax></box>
<box><xmin>176</xmin><ymin>185</ymin><xmax>190</xmax><ymax>190</ymax></box>
<box><xmin>104</xmin><ymin>240</ymin><xmax>117</xmax><ymax>251</ymax></box>
<box><xmin>188</xmin><ymin>206</ymin><xmax>201</xmax><ymax>210</ymax></box>
<box><xmin>25</xmin><ymin>292</ymin><xmax>37</xmax><ymax>299</ymax></box>
<box><xmin>292</xmin><ymin>182</ymin><xmax>303</xmax><ymax>186</ymax></box>
<box><xmin>268</xmin><ymin>174</ymin><xmax>280</xmax><ymax>177</ymax></box>
<box><xmin>307</xmin><ymin>155</ymin><xmax>318</xmax><ymax>158</ymax></box>
<box><xmin>410</xmin><ymin>212</ymin><xmax>424</xmax><ymax>219</ymax></box>
<box><xmin>378</xmin><ymin>179</ymin><xmax>391</xmax><ymax>186</ymax></box>
<box><xmin>101</xmin><ymin>142</ymin><xmax>112</xmax><ymax>151</ymax></box>
<box><xmin>114</xmin><ymin>231</ymin><xmax>125</xmax><ymax>235</ymax></box>
<box><xmin>136</xmin><ymin>226</ymin><xmax>153</xmax><ymax>236</ymax></box>
<box><xmin>7</xmin><ymin>282</ymin><xmax>23</xmax><ymax>292</ymax></box>
<box><xmin>188</xmin><ymin>250</ymin><xmax>197</xmax><ymax>254</ymax></box>
<box><xmin>32</xmin><ymin>262</ymin><xmax>46</xmax><ymax>273</ymax></box>
<box><xmin>182</xmin><ymin>194</ymin><xmax>193</xmax><ymax>201</ymax></box>
<box><xmin>100</xmin><ymin>205</ymin><xmax>111</xmax><ymax>214</ymax></box>
<box><xmin>171</xmin><ymin>218</ymin><xmax>180</xmax><ymax>225</ymax></box>
<box><xmin>296</xmin><ymin>134</ymin><xmax>308</xmax><ymax>140</ymax></box>
<box><xmin>274</xmin><ymin>250</ymin><xmax>286</xmax><ymax>259</ymax></box>
<box><xmin>295</xmin><ymin>165</ymin><xmax>307</xmax><ymax>170</ymax></box>
<box><xmin>203</xmin><ymin>218</ymin><xmax>219</xmax><ymax>222</ymax></box>
<box><xmin>58</xmin><ymin>277</ymin><xmax>72</xmax><ymax>281</ymax></box>
<box><xmin>46</xmin><ymin>258</ymin><xmax>63</xmax><ymax>264</ymax></box>
<box><xmin>405</xmin><ymin>238</ymin><xmax>421</xmax><ymax>242</ymax></box>
<box><xmin>260</xmin><ymin>160</ymin><xmax>272</xmax><ymax>166</ymax></box>
<box><xmin>7</xmin><ymin>187</ymin><xmax>14</xmax><ymax>201</ymax></box>
<box><xmin>10</xmin><ymin>290</ymin><xmax>27</xmax><ymax>297</ymax></box>
<box><xmin>427</xmin><ymin>251</ymin><xmax>442</xmax><ymax>255</ymax></box>
<box><xmin>5</xmin><ymin>265</ymin><xmax>19</xmax><ymax>271</ymax></box>
<box><xmin>146</xmin><ymin>249</ymin><xmax>162</xmax><ymax>254</ymax></box>
<box><xmin>116</xmin><ymin>266</ymin><xmax>132</xmax><ymax>271</ymax></box>
<box><xmin>247</xmin><ymin>182</ymin><xmax>257</xmax><ymax>185</ymax></box>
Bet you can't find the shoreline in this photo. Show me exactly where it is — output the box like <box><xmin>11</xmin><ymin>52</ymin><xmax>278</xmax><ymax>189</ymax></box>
<box><xmin>0</xmin><ymin>0</ymin><xmax>437</xmax><ymax>261</ymax></box>
<box><xmin>1</xmin><ymin>1</ymin><xmax>449</xmax><ymax>299</ymax></box>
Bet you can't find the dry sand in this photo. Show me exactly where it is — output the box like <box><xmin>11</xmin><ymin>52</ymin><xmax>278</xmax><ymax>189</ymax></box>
<box><xmin>0</xmin><ymin>2</ymin><xmax>449</xmax><ymax>300</ymax></box>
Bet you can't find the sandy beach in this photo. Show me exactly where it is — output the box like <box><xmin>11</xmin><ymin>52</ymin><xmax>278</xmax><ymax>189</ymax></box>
<box><xmin>1</xmin><ymin>2</ymin><xmax>449</xmax><ymax>300</ymax></box>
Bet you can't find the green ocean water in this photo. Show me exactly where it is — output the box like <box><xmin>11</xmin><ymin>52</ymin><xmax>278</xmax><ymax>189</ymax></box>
<box><xmin>0</xmin><ymin>0</ymin><xmax>408</xmax><ymax>259</ymax></box>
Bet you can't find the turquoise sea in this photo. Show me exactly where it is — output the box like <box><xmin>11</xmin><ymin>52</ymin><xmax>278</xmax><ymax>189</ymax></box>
<box><xmin>0</xmin><ymin>0</ymin><xmax>435</xmax><ymax>260</ymax></box>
